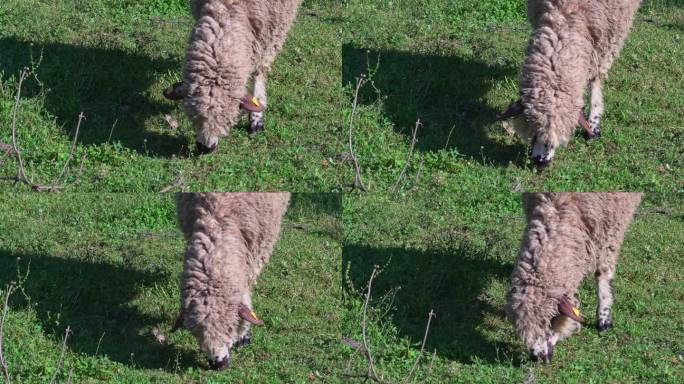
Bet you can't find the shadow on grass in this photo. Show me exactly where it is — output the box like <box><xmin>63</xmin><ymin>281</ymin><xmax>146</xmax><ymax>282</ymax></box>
<box><xmin>342</xmin><ymin>244</ymin><xmax>516</xmax><ymax>364</ymax></box>
<box><xmin>0</xmin><ymin>251</ymin><xmax>197</xmax><ymax>371</ymax></box>
<box><xmin>0</xmin><ymin>37</ymin><xmax>188</xmax><ymax>157</ymax></box>
<box><xmin>342</xmin><ymin>44</ymin><xmax>526</xmax><ymax>167</ymax></box>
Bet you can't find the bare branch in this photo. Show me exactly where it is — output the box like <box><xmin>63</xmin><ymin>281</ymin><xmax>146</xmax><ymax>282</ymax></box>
<box><xmin>56</xmin><ymin>112</ymin><xmax>85</xmax><ymax>184</ymax></box>
<box><xmin>403</xmin><ymin>310</ymin><xmax>435</xmax><ymax>384</ymax></box>
<box><xmin>6</xmin><ymin>68</ymin><xmax>87</xmax><ymax>192</ymax></box>
<box><xmin>348</xmin><ymin>77</ymin><xmax>368</xmax><ymax>192</ymax></box>
<box><xmin>362</xmin><ymin>267</ymin><xmax>384</xmax><ymax>382</ymax></box>
<box><xmin>10</xmin><ymin>69</ymin><xmax>31</xmax><ymax>186</ymax></box>
<box><xmin>0</xmin><ymin>283</ymin><xmax>15</xmax><ymax>384</ymax></box>
<box><xmin>159</xmin><ymin>171</ymin><xmax>185</xmax><ymax>193</ymax></box>
<box><xmin>443</xmin><ymin>124</ymin><xmax>456</xmax><ymax>150</ymax></box>
<box><xmin>343</xmin><ymin>267</ymin><xmax>438</xmax><ymax>383</ymax></box>
<box><xmin>391</xmin><ymin>120</ymin><xmax>421</xmax><ymax>192</ymax></box>
<box><xmin>48</xmin><ymin>325</ymin><xmax>71</xmax><ymax>384</ymax></box>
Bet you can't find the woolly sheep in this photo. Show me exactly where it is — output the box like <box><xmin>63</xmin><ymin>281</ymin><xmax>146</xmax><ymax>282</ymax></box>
<box><xmin>506</xmin><ymin>192</ymin><xmax>641</xmax><ymax>362</ymax></box>
<box><xmin>498</xmin><ymin>0</ymin><xmax>642</xmax><ymax>166</ymax></box>
<box><xmin>172</xmin><ymin>192</ymin><xmax>290</xmax><ymax>370</ymax></box>
<box><xmin>164</xmin><ymin>0</ymin><xmax>303</xmax><ymax>154</ymax></box>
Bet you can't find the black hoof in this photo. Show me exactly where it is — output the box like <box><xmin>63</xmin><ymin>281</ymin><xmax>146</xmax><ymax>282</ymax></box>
<box><xmin>208</xmin><ymin>356</ymin><xmax>230</xmax><ymax>371</ymax></box>
<box><xmin>196</xmin><ymin>141</ymin><xmax>217</xmax><ymax>155</ymax></box>
<box><xmin>597</xmin><ymin>319</ymin><xmax>613</xmax><ymax>332</ymax></box>
<box><xmin>248</xmin><ymin>120</ymin><xmax>264</xmax><ymax>135</ymax></box>
<box><xmin>583</xmin><ymin>128</ymin><xmax>601</xmax><ymax>141</ymax></box>
<box><xmin>235</xmin><ymin>331</ymin><xmax>252</xmax><ymax>349</ymax></box>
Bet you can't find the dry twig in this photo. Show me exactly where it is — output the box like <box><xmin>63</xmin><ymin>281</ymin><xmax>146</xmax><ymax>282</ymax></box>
<box><xmin>8</xmin><ymin>68</ymin><xmax>86</xmax><ymax>192</ymax></box>
<box><xmin>347</xmin><ymin>77</ymin><xmax>368</xmax><ymax>192</ymax></box>
<box><xmin>391</xmin><ymin>120</ymin><xmax>421</xmax><ymax>192</ymax></box>
<box><xmin>403</xmin><ymin>310</ymin><xmax>435</xmax><ymax>384</ymax></box>
<box><xmin>55</xmin><ymin>112</ymin><xmax>85</xmax><ymax>184</ymax></box>
<box><xmin>48</xmin><ymin>326</ymin><xmax>71</xmax><ymax>384</ymax></box>
<box><xmin>159</xmin><ymin>172</ymin><xmax>185</xmax><ymax>193</ymax></box>
<box><xmin>343</xmin><ymin>266</ymin><xmax>436</xmax><ymax>383</ymax></box>
<box><xmin>0</xmin><ymin>283</ymin><xmax>15</xmax><ymax>384</ymax></box>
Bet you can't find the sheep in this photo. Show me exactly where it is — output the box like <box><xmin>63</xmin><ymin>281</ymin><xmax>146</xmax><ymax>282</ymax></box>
<box><xmin>172</xmin><ymin>192</ymin><xmax>290</xmax><ymax>370</ymax></box>
<box><xmin>498</xmin><ymin>0</ymin><xmax>642</xmax><ymax>166</ymax></box>
<box><xmin>164</xmin><ymin>0</ymin><xmax>303</xmax><ymax>154</ymax></box>
<box><xmin>505</xmin><ymin>192</ymin><xmax>641</xmax><ymax>363</ymax></box>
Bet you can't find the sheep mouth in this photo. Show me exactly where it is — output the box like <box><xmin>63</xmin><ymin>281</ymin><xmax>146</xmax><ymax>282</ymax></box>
<box><xmin>196</xmin><ymin>141</ymin><xmax>218</xmax><ymax>155</ymax></box>
<box><xmin>208</xmin><ymin>356</ymin><xmax>230</xmax><ymax>371</ymax></box>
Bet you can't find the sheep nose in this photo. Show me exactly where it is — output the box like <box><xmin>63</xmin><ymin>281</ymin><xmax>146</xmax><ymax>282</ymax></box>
<box><xmin>196</xmin><ymin>141</ymin><xmax>217</xmax><ymax>155</ymax></box>
<box><xmin>208</xmin><ymin>356</ymin><xmax>230</xmax><ymax>371</ymax></box>
<box><xmin>532</xmin><ymin>155</ymin><xmax>550</xmax><ymax>168</ymax></box>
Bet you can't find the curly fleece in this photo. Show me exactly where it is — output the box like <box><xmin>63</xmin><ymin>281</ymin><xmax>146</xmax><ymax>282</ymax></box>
<box><xmin>175</xmin><ymin>192</ymin><xmax>290</xmax><ymax>358</ymax></box>
<box><xmin>518</xmin><ymin>0</ymin><xmax>641</xmax><ymax>150</ymax></box>
<box><xmin>182</xmin><ymin>0</ymin><xmax>302</xmax><ymax>146</ymax></box>
<box><xmin>506</xmin><ymin>193</ymin><xmax>641</xmax><ymax>355</ymax></box>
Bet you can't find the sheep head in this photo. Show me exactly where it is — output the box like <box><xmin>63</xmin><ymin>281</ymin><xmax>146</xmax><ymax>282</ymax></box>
<box><xmin>498</xmin><ymin>100</ymin><xmax>590</xmax><ymax>167</ymax></box>
<box><xmin>162</xmin><ymin>82</ymin><xmax>264</xmax><ymax>154</ymax></box>
<box><xmin>506</xmin><ymin>285</ymin><xmax>583</xmax><ymax>363</ymax></box>
<box><xmin>172</xmin><ymin>300</ymin><xmax>264</xmax><ymax>370</ymax></box>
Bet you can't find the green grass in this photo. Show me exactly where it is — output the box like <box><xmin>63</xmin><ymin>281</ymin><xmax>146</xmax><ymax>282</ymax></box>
<box><xmin>0</xmin><ymin>0</ymin><xmax>681</xmax><ymax>192</ymax></box>
<box><xmin>0</xmin><ymin>193</ymin><xmax>343</xmax><ymax>383</ymax></box>
<box><xmin>342</xmin><ymin>192</ymin><xmax>684</xmax><ymax>383</ymax></box>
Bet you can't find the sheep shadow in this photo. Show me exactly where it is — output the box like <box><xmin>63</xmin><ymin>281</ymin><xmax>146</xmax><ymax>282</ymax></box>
<box><xmin>0</xmin><ymin>37</ymin><xmax>188</xmax><ymax>157</ymax></box>
<box><xmin>341</xmin><ymin>44</ymin><xmax>526</xmax><ymax>167</ymax></box>
<box><xmin>0</xmin><ymin>251</ymin><xmax>198</xmax><ymax>371</ymax></box>
<box><xmin>342</xmin><ymin>244</ymin><xmax>516</xmax><ymax>364</ymax></box>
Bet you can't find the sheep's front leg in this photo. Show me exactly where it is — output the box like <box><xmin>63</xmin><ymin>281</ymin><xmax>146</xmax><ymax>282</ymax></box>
<box><xmin>587</xmin><ymin>78</ymin><xmax>604</xmax><ymax>139</ymax></box>
<box><xmin>595</xmin><ymin>266</ymin><xmax>614</xmax><ymax>331</ymax></box>
<box><xmin>249</xmin><ymin>72</ymin><xmax>268</xmax><ymax>135</ymax></box>
<box><xmin>235</xmin><ymin>292</ymin><xmax>253</xmax><ymax>348</ymax></box>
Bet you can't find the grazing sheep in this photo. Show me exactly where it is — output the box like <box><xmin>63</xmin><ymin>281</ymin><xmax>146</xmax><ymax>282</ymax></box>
<box><xmin>506</xmin><ymin>192</ymin><xmax>641</xmax><ymax>362</ymax></box>
<box><xmin>172</xmin><ymin>192</ymin><xmax>290</xmax><ymax>370</ymax></box>
<box><xmin>498</xmin><ymin>0</ymin><xmax>642</xmax><ymax>165</ymax></box>
<box><xmin>164</xmin><ymin>0</ymin><xmax>303</xmax><ymax>154</ymax></box>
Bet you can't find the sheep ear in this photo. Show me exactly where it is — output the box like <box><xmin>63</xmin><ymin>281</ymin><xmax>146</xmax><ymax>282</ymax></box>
<box><xmin>558</xmin><ymin>296</ymin><xmax>583</xmax><ymax>322</ymax></box>
<box><xmin>171</xmin><ymin>312</ymin><xmax>184</xmax><ymax>332</ymax></box>
<box><xmin>163</xmin><ymin>82</ymin><xmax>186</xmax><ymax>101</ymax></box>
<box><xmin>577</xmin><ymin>111</ymin><xmax>591</xmax><ymax>133</ymax></box>
<box><xmin>238</xmin><ymin>303</ymin><xmax>264</xmax><ymax>325</ymax></box>
<box><xmin>239</xmin><ymin>93</ymin><xmax>265</xmax><ymax>113</ymax></box>
<box><xmin>497</xmin><ymin>100</ymin><xmax>524</xmax><ymax>120</ymax></box>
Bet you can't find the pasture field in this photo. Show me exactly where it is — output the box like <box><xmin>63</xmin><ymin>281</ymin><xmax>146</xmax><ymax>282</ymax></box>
<box><xmin>342</xmin><ymin>192</ymin><xmax>684</xmax><ymax>383</ymax></box>
<box><xmin>0</xmin><ymin>0</ymin><xmax>681</xmax><ymax>192</ymax></box>
<box><xmin>0</xmin><ymin>193</ymin><xmax>342</xmax><ymax>383</ymax></box>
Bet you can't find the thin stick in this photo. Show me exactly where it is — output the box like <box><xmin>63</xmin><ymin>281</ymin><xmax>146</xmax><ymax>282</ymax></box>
<box><xmin>409</xmin><ymin>159</ymin><xmax>425</xmax><ymax>191</ymax></box>
<box><xmin>0</xmin><ymin>283</ymin><xmax>15</xmax><ymax>384</ymax></box>
<box><xmin>391</xmin><ymin>120</ymin><xmax>421</xmax><ymax>192</ymax></box>
<box><xmin>403</xmin><ymin>310</ymin><xmax>435</xmax><ymax>384</ymax></box>
<box><xmin>348</xmin><ymin>77</ymin><xmax>368</xmax><ymax>192</ymax></box>
<box><xmin>10</xmin><ymin>69</ymin><xmax>31</xmax><ymax>185</ymax></box>
<box><xmin>56</xmin><ymin>112</ymin><xmax>85</xmax><ymax>184</ymax></box>
<box><xmin>94</xmin><ymin>331</ymin><xmax>105</xmax><ymax>356</ymax></box>
<box><xmin>49</xmin><ymin>326</ymin><xmax>71</xmax><ymax>384</ymax></box>
<box><xmin>362</xmin><ymin>267</ymin><xmax>384</xmax><ymax>382</ymax></box>
<box><xmin>159</xmin><ymin>172</ymin><xmax>185</xmax><ymax>193</ymax></box>
<box><xmin>443</xmin><ymin>124</ymin><xmax>456</xmax><ymax>150</ymax></box>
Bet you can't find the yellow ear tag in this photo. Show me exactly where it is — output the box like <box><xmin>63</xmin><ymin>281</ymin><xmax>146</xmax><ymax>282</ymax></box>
<box><xmin>572</xmin><ymin>307</ymin><xmax>580</xmax><ymax>317</ymax></box>
<box><xmin>251</xmin><ymin>311</ymin><xmax>259</xmax><ymax>320</ymax></box>
<box><xmin>251</xmin><ymin>97</ymin><xmax>260</xmax><ymax>107</ymax></box>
